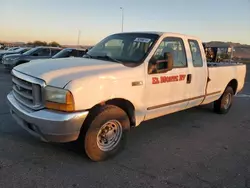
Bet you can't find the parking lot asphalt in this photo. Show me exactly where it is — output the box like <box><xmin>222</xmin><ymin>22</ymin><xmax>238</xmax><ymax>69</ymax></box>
<box><xmin>0</xmin><ymin>64</ymin><xmax>249</xmax><ymax>188</ymax></box>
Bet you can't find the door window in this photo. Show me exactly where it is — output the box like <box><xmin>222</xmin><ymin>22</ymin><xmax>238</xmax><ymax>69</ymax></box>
<box><xmin>36</xmin><ymin>48</ymin><xmax>51</xmax><ymax>56</ymax></box>
<box><xmin>148</xmin><ymin>37</ymin><xmax>187</xmax><ymax>74</ymax></box>
<box><xmin>188</xmin><ymin>40</ymin><xmax>203</xmax><ymax>67</ymax></box>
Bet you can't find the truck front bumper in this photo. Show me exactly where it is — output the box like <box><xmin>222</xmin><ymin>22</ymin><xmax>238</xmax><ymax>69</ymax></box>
<box><xmin>7</xmin><ymin>92</ymin><xmax>89</xmax><ymax>143</ymax></box>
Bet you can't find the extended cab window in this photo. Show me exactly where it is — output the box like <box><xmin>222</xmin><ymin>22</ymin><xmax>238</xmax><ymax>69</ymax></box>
<box><xmin>188</xmin><ymin>40</ymin><xmax>203</xmax><ymax>67</ymax></box>
<box><xmin>148</xmin><ymin>37</ymin><xmax>187</xmax><ymax>74</ymax></box>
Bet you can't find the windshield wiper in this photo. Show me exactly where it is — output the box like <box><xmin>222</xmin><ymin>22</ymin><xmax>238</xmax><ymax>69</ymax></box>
<box><xmin>95</xmin><ymin>55</ymin><xmax>122</xmax><ymax>63</ymax></box>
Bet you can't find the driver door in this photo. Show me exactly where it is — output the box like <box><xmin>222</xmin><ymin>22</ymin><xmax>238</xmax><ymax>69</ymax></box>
<box><xmin>145</xmin><ymin>37</ymin><xmax>190</xmax><ymax>120</ymax></box>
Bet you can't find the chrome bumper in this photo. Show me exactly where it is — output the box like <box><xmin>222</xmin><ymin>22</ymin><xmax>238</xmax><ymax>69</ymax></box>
<box><xmin>7</xmin><ymin>92</ymin><xmax>89</xmax><ymax>143</ymax></box>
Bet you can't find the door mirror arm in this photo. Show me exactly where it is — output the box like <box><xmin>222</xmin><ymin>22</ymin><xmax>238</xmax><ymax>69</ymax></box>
<box><xmin>155</xmin><ymin>52</ymin><xmax>174</xmax><ymax>73</ymax></box>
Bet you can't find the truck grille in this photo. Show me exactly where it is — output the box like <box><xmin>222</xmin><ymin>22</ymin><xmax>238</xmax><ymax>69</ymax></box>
<box><xmin>12</xmin><ymin>71</ymin><xmax>45</xmax><ymax>110</ymax></box>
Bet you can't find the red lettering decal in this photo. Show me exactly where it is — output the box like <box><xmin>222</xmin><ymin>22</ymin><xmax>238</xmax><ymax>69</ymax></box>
<box><xmin>153</xmin><ymin>75</ymin><xmax>185</xmax><ymax>84</ymax></box>
<box><xmin>170</xmin><ymin>76</ymin><xmax>175</xmax><ymax>82</ymax></box>
<box><xmin>173</xmin><ymin>76</ymin><xmax>179</xmax><ymax>81</ymax></box>
<box><xmin>179</xmin><ymin>74</ymin><xmax>186</xmax><ymax>81</ymax></box>
<box><xmin>152</xmin><ymin>77</ymin><xmax>160</xmax><ymax>84</ymax></box>
<box><xmin>160</xmin><ymin>76</ymin><xmax>165</xmax><ymax>83</ymax></box>
<box><xmin>179</xmin><ymin>75</ymin><xmax>182</xmax><ymax>80</ymax></box>
<box><xmin>161</xmin><ymin>76</ymin><xmax>168</xmax><ymax>83</ymax></box>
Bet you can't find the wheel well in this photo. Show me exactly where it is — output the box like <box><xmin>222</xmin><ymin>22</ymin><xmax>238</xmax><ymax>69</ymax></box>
<box><xmin>84</xmin><ymin>98</ymin><xmax>136</xmax><ymax>128</ymax></box>
<box><xmin>105</xmin><ymin>98</ymin><xmax>136</xmax><ymax>127</ymax></box>
<box><xmin>227</xmin><ymin>79</ymin><xmax>238</xmax><ymax>94</ymax></box>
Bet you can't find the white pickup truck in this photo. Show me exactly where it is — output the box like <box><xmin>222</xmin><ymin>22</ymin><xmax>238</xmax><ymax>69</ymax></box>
<box><xmin>7</xmin><ymin>32</ymin><xmax>246</xmax><ymax>161</ymax></box>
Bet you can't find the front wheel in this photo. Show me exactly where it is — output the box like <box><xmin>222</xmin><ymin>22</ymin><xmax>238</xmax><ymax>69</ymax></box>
<box><xmin>83</xmin><ymin>105</ymin><xmax>130</xmax><ymax>162</ymax></box>
<box><xmin>214</xmin><ymin>86</ymin><xmax>234</xmax><ymax>114</ymax></box>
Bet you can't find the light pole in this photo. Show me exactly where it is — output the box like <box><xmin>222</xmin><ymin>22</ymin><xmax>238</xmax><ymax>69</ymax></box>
<box><xmin>120</xmin><ymin>7</ymin><xmax>124</xmax><ymax>32</ymax></box>
<box><xmin>77</xmin><ymin>30</ymin><xmax>81</xmax><ymax>46</ymax></box>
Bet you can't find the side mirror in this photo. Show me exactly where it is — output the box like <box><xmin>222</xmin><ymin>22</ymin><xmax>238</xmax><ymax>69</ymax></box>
<box><xmin>155</xmin><ymin>52</ymin><xmax>173</xmax><ymax>73</ymax></box>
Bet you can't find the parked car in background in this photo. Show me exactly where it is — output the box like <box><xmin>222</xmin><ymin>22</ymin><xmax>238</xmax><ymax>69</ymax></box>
<box><xmin>52</xmin><ymin>48</ymin><xmax>86</xmax><ymax>59</ymax></box>
<box><xmin>0</xmin><ymin>47</ymin><xmax>31</xmax><ymax>61</ymax></box>
<box><xmin>6</xmin><ymin>47</ymin><xmax>20</xmax><ymax>51</ymax></box>
<box><xmin>2</xmin><ymin>46</ymin><xmax>62</xmax><ymax>70</ymax></box>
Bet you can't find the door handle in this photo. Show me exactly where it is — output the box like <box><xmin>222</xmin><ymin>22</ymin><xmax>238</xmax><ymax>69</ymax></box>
<box><xmin>187</xmin><ymin>74</ymin><xmax>192</xmax><ymax>84</ymax></box>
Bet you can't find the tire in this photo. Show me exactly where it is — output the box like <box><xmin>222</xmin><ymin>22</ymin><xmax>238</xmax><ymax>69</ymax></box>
<box><xmin>83</xmin><ymin>105</ymin><xmax>130</xmax><ymax>162</ymax></box>
<box><xmin>214</xmin><ymin>86</ymin><xmax>234</xmax><ymax>114</ymax></box>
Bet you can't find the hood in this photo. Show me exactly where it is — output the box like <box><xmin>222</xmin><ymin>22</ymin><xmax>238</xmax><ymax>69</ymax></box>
<box><xmin>14</xmin><ymin>57</ymin><xmax>132</xmax><ymax>88</ymax></box>
<box><xmin>1</xmin><ymin>51</ymin><xmax>18</xmax><ymax>55</ymax></box>
<box><xmin>0</xmin><ymin>50</ymin><xmax>9</xmax><ymax>54</ymax></box>
<box><xmin>3</xmin><ymin>53</ymin><xmax>23</xmax><ymax>59</ymax></box>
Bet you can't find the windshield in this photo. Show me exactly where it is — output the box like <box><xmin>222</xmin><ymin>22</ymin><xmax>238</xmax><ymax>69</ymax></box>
<box><xmin>23</xmin><ymin>47</ymin><xmax>39</xmax><ymax>55</ymax></box>
<box><xmin>52</xmin><ymin>49</ymin><xmax>73</xmax><ymax>58</ymax></box>
<box><xmin>14</xmin><ymin>48</ymin><xmax>26</xmax><ymax>53</ymax></box>
<box><xmin>7</xmin><ymin>47</ymin><xmax>15</xmax><ymax>51</ymax></box>
<box><xmin>85</xmin><ymin>33</ymin><xmax>159</xmax><ymax>64</ymax></box>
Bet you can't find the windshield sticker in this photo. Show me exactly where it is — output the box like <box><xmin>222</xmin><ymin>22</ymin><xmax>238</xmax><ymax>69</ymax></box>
<box><xmin>134</xmin><ymin>38</ymin><xmax>151</xmax><ymax>43</ymax></box>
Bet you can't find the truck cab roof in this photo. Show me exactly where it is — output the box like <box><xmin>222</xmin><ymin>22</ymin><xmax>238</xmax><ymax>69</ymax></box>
<box><xmin>114</xmin><ymin>31</ymin><xmax>201</xmax><ymax>41</ymax></box>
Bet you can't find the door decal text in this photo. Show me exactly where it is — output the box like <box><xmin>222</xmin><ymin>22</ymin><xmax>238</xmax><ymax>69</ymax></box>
<box><xmin>152</xmin><ymin>74</ymin><xmax>186</xmax><ymax>84</ymax></box>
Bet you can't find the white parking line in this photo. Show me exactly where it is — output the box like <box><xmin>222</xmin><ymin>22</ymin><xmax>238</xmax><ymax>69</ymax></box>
<box><xmin>235</xmin><ymin>94</ymin><xmax>250</xmax><ymax>98</ymax></box>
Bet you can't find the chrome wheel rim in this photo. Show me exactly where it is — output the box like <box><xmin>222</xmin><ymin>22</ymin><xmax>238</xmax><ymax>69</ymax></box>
<box><xmin>223</xmin><ymin>93</ymin><xmax>232</xmax><ymax>109</ymax></box>
<box><xmin>97</xmin><ymin>120</ymin><xmax>123</xmax><ymax>152</ymax></box>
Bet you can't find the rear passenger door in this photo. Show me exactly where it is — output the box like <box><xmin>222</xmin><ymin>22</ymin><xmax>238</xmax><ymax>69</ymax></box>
<box><xmin>185</xmin><ymin>39</ymin><xmax>208</xmax><ymax>108</ymax></box>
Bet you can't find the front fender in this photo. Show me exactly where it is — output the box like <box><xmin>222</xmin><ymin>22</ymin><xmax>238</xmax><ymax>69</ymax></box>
<box><xmin>66</xmin><ymin>76</ymin><xmax>145</xmax><ymax>109</ymax></box>
<box><xmin>64</xmin><ymin>68</ymin><xmax>146</xmax><ymax>125</ymax></box>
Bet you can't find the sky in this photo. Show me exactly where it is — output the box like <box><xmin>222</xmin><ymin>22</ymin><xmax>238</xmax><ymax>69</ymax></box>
<box><xmin>1</xmin><ymin>0</ymin><xmax>250</xmax><ymax>45</ymax></box>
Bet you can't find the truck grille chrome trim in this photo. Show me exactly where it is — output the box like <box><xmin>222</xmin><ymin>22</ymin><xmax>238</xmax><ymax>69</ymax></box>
<box><xmin>11</xmin><ymin>69</ymin><xmax>46</xmax><ymax>110</ymax></box>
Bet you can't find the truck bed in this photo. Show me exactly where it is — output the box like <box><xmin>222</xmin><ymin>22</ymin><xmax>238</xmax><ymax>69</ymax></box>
<box><xmin>207</xmin><ymin>62</ymin><xmax>244</xmax><ymax>67</ymax></box>
<box><xmin>201</xmin><ymin>62</ymin><xmax>246</xmax><ymax>105</ymax></box>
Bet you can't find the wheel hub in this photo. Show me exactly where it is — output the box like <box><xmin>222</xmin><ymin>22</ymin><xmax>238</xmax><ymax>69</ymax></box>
<box><xmin>97</xmin><ymin>120</ymin><xmax>122</xmax><ymax>151</ymax></box>
<box><xmin>223</xmin><ymin>93</ymin><xmax>232</xmax><ymax>109</ymax></box>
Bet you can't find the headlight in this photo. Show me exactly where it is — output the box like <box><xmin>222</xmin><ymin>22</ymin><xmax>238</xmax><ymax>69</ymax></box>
<box><xmin>10</xmin><ymin>57</ymin><xmax>19</xmax><ymax>61</ymax></box>
<box><xmin>45</xmin><ymin>86</ymin><xmax>75</xmax><ymax>112</ymax></box>
<box><xmin>4</xmin><ymin>57</ymin><xmax>18</xmax><ymax>62</ymax></box>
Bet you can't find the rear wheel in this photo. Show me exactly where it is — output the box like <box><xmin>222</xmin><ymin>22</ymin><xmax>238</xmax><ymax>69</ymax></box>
<box><xmin>214</xmin><ymin>86</ymin><xmax>234</xmax><ymax>114</ymax></box>
<box><xmin>83</xmin><ymin>105</ymin><xmax>130</xmax><ymax>162</ymax></box>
